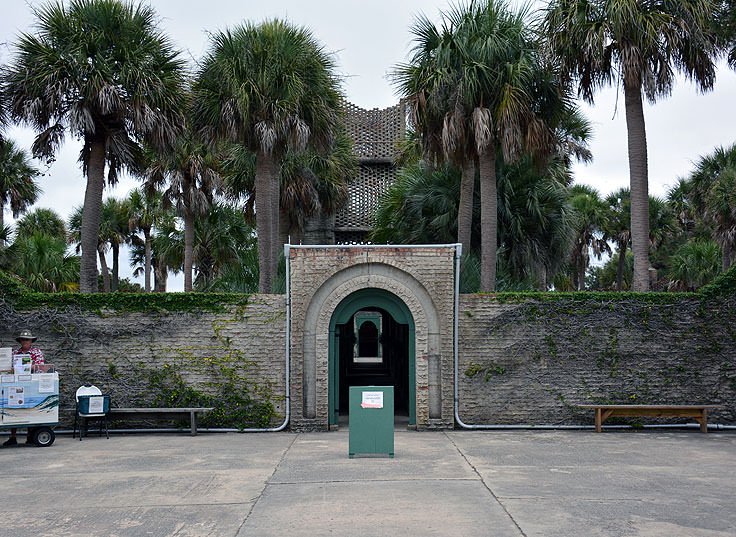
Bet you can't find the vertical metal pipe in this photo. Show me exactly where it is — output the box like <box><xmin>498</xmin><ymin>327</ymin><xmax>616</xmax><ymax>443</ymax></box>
<box><xmin>229</xmin><ymin>244</ymin><xmax>291</xmax><ymax>433</ymax></box>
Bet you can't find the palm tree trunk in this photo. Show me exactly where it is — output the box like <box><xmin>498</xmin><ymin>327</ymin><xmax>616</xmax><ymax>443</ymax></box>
<box><xmin>97</xmin><ymin>244</ymin><xmax>110</xmax><ymax>293</ymax></box>
<box><xmin>111</xmin><ymin>242</ymin><xmax>119</xmax><ymax>292</ymax></box>
<box><xmin>255</xmin><ymin>150</ymin><xmax>276</xmax><ymax>293</ymax></box>
<box><xmin>539</xmin><ymin>264</ymin><xmax>548</xmax><ymax>291</ymax></box>
<box><xmin>143</xmin><ymin>228</ymin><xmax>152</xmax><ymax>293</ymax></box>
<box><xmin>271</xmin><ymin>159</ymin><xmax>281</xmax><ymax>292</ymax></box>
<box><xmin>80</xmin><ymin>138</ymin><xmax>106</xmax><ymax>293</ymax></box>
<box><xmin>723</xmin><ymin>243</ymin><xmax>734</xmax><ymax>272</ymax></box>
<box><xmin>457</xmin><ymin>160</ymin><xmax>475</xmax><ymax>254</ymax></box>
<box><xmin>154</xmin><ymin>260</ymin><xmax>167</xmax><ymax>292</ymax></box>
<box><xmin>478</xmin><ymin>147</ymin><xmax>497</xmax><ymax>292</ymax></box>
<box><xmin>184</xmin><ymin>209</ymin><xmax>195</xmax><ymax>292</ymax></box>
<box><xmin>580</xmin><ymin>243</ymin><xmax>589</xmax><ymax>291</ymax></box>
<box><xmin>279</xmin><ymin>207</ymin><xmax>291</xmax><ymax>251</ymax></box>
<box><xmin>617</xmin><ymin>244</ymin><xmax>627</xmax><ymax>291</ymax></box>
<box><xmin>624</xmin><ymin>82</ymin><xmax>650</xmax><ymax>292</ymax></box>
<box><xmin>0</xmin><ymin>200</ymin><xmax>5</xmax><ymax>240</ymax></box>
<box><xmin>155</xmin><ymin>263</ymin><xmax>168</xmax><ymax>292</ymax></box>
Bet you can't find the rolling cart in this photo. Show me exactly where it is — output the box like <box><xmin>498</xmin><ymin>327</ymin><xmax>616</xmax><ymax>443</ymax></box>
<box><xmin>1</xmin><ymin>372</ymin><xmax>59</xmax><ymax>447</ymax></box>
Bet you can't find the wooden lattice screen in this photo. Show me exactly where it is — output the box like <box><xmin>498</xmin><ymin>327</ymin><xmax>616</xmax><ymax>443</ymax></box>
<box><xmin>335</xmin><ymin>101</ymin><xmax>406</xmax><ymax>243</ymax></box>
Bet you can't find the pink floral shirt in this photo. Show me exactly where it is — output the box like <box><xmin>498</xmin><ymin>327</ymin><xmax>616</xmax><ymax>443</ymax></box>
<box><xmin>13</xmin><ymin>347</ymin><xmax>45</xmax><ymax>366</ymax></box>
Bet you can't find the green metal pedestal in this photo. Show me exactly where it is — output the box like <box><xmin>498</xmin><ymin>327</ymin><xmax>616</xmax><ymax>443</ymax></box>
<box><xmin>348</xmin><ymin>386</ymin><xmax>394</xmax><ymax>458</ymax></box>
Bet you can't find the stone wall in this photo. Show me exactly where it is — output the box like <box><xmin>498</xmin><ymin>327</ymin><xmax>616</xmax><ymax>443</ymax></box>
<box><xmin>2</xmin><ymin>283</ymin><xmax>734</xmax><ymax>430</ymax></box>
<box><xmin>457</xmin><ymin>294</ymin><xmax>736</xmax><ymax>425</ymax></box>
<box><xmin>0</xmin><ymin>295</ymin><xmax>287</xmax><ymax>428</ymax></box>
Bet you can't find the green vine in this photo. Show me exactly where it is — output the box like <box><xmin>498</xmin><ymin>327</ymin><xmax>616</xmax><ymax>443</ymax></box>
<box><xmin>146</xmin><ymin>365</ymin><xmax>275</xmax><ymax>429</ymax></box>
<box><xmin>699</xmin><ymin>264</ymin><xmax>736</xmax><ymax>299</ymax></box>
<box><xmin>12</xmin><ymin>291</ymin><xmax>252</xmax><ymax>313</ymax></box>
<box><xmin>465</xmin><ymin>361</ymin><xmax>507</xmax><ymax>382</ymax></box>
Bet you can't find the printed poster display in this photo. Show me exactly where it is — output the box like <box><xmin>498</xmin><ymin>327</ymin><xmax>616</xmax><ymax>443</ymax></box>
<box><xmin>12</xmin><ymin>353</ymin><xmax>31</xmax><ymax>375</ymax></box>
<box><xmin>0</xmin><ymin>347</ymin><xmax>11</xmax><ymax>372</ymax></box>
<box><xmin>87</xmin><ymin>396</ymin><xmax>105</xmax><ymax>414</ymax></box>
<box><xmin>361</xmin><ymin>391</ymin><xmax>384</xmax><ymax>409</ymax></box>
<box><xmin>37</xmin><ymin>374</ymin><xmax>55</xmax><ymax>393</ymax></box>
<box><xmin>7</xmin><ymin>385</ymin><xmax>25</xmax><ymax>407</ymax></box>
<box><xmin>1</xmin><ymin>374</ymin><xmax>15</xmax><ymax>383</ymax></box>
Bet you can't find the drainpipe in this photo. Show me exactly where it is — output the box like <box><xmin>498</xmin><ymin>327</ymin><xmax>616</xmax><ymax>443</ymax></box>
<box><xmin>175</xmin><ymin>245</ymin><xmax>291</xmax><ymax>433</ymax></box>
<box><xmin>451</xmin><ymin>244</ymin><xmax>733</xmax><ymax>432</ymax></box>
<box><xmin>228</xmin><ymin>244</ymin><xmax>291</xmax><ymax>432</ymax></box>
<box><xmin>2</xmin><ymin>248</ymin><xmax>294</xmax><ymax>439</ymax></box>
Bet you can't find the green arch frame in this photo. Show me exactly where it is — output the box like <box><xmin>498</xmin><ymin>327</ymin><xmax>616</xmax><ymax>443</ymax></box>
<box><xmin>328</xmin><ymin>288</ymin><xmax>416</xmax><ymax>426</ymax></box>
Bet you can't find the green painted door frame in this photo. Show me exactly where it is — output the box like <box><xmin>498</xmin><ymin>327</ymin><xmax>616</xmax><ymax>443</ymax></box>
<box><xmin>328</xmin><ymin>288</ymin><xmax>415</xmax><ymax>427</ymax></box>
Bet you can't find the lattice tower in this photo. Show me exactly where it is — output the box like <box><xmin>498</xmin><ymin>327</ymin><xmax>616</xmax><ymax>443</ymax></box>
<box><xmin>335</xmin><ymin>100</ymin><xmax>407</xmax><ymax>244</ymax></box>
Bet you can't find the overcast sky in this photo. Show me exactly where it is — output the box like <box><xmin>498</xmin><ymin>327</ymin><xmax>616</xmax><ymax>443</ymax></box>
<box><xmin>2</xmin><ymin>0</ymin><xmax>736</xmax><ymax>291</ymax></box>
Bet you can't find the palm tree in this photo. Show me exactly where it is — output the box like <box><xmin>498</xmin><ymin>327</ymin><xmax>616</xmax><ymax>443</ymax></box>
<box><xmin>129</xmin><ymin>214</ymin><xmax>180</xmax><ymax>292</ymax></box>
<box><xmin>15</xmin><ymin>208</ymin><xmax>67</xmax><ymax>241</ymax></box>
<box><xmin>688</xmin><ymin>143</ymin><xmax>736</xmax><ymax>271</ymax></box>
<box><xmin>68</xmin><ymin>205</ymin><xmax>109</xmax><ymax>292</ymax></box>
<box><xmin>371</xmin><ymin>154</ymin><xmax>575</xmax><ymax>289</ymax></box>
<box><xmin>569</xmin><ymin>185</ymin><xmax>610</xmax><ymax>290</ymax></box>
<box><xmin>371</xmin><ymin>162</ymin><xmax>465</xmax><ymax>245</ymax></box>
<box><xmin>192</xmin><ymin>203</ymin><xmax>253</xmax><ymax>289</ymax></box>
<box><xmin>280</xmin><ymin>133</ymin><xmax>355</xmax><ymax>245</ymax></box>
<box><xmin>604</xmin><ymin>188</ymin><xmax>631</xmax><ymax>290</ymax></box>
<box><xmin>667</xmin><ymin>178</ymin><xmax>697</xmax><ymax>238</ymax></box>
<box><xmin>394</xmin><ymin>0</ymin><xmax>582</xmax><ymax>291</ymax></box>
<box><xmin>222</xmin><ymin>133</ymin><xmax>355</xmax><ymax>246</ymax></box>
<box><xmin>606</xmin><ymin>189</ymin><xmax>678</xmax><ymax>289</ymax></box>
<box><xmin>496</xmin><ymin>155</ymin><xmax>576</xmax><ymax>289</ymax></box>
<box><xmin>143</xmin><ymin>133</ymin><xmax>222</xmax><ymax>292</ymax></box>
<box><xmin>127</xmin><ymin>188</ymin><xmax>164</xmax><ymax>293</ymax></box>
<box><xmin>392</xmin><ymin>10</ymin><xmax>479</xmax><ymax>255</ymax></box>
<box><xmin>151</xmin><ymin>217</ymin><xmax>181</xmax><ymax>292</ymax></box>
<box><xmin>0</xmin><ymin>139</ymin><xmax>41</xmax><ymax>234</ymax></box>
<box><xmin>6</xmin><ymin>231</ymin><xmax>79</xmax><ymax>292</ymax></box>
<box><xmin>2</xmin><ymin>0</ymin><xmax>185</xmax><ymax>292</ymax></box>
<box><xmin>99</xmin><ymin>197</ymin><xmax>129</xmax><ymax>291</ymax></box>
<box><xmin>647</xmin><ymin>196</ymin><xmax>678</xmax><ymax>252</ymax></box>
<box><xmin>667</xmin><ymin>239</ymin><xmax>721</xmax><ymax>291</ymax></box>
<box><xmin>715</xmin><ymin>0</ymin><xmax>736</xmax><ymax>68</ymax></box>
<box><xmin>192</xmin><ymin>19</ymin><xmax>343</xmax><ymax>292</ymax></box>
<box><xmin>543</xmin><ymin>0</ymin><xmax>720</xmax><ymax>291</ymax></box>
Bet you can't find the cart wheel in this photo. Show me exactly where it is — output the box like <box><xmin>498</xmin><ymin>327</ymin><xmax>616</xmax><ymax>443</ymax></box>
<box><xmin>33</xmin><ymin>427</ymin><xmax>55</xmax><ymax>447</ymax></box>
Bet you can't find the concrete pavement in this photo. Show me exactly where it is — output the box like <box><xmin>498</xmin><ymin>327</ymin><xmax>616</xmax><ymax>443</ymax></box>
<box><xmin>2</xmin><ymin>429</ymin><xmax>734</xmax><ymax>536</ymax></box>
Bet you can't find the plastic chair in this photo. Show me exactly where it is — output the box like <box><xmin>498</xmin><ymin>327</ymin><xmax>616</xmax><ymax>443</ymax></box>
<box><xmin>73</xmin><ymin>385</ymin><xmax>110</xmax><ymax>441</ymax></box>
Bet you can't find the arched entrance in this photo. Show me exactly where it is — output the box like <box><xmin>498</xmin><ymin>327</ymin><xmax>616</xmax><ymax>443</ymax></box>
<box><xmin>328</xmin><ymin>288</ymin><xmax>415</xmax><ymax>427</ymax></box>
<box><xmin>289</xmin><ymin>245</ymin><xmax>456</xmax><ymax>430</ymax></box>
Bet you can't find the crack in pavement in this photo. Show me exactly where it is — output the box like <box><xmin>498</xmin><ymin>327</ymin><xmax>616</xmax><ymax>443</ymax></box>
<box><xmin>445</xmin><ymin>432</ymin><xmax>528</xmax><ymax>537</ymax></box>
<box><xmin>234</xmin><ymin>433</ymin><xmax>299</xmax><ymax>537</ymax></box>
<box><xmin>267</xmin><ymin>477</ymin><xmax>480</xmax><ymax>485</ymax></box>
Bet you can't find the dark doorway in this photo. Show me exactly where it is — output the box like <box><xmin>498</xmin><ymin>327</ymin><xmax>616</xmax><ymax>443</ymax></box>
<box><xmin>336</xmin><ymin>307</ymin><xmax>410</xmax><ymax>418</ymax></box>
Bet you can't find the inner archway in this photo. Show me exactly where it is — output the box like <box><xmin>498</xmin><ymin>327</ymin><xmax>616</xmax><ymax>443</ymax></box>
<box><xmin>328</xmin><ymin>288</ymin><xmax>415</xmax><ymax>428</ymax></box>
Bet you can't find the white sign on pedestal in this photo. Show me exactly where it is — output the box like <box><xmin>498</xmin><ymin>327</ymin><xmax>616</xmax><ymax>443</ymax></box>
<box><xmin>361</xmin><ymin>391</ymin><xmax>384</xmax><ymax>409</ymax></box>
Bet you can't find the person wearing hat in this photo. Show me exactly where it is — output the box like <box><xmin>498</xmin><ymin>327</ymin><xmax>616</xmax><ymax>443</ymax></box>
<box><xmin>4</xmin><ymin>329</ymin><xmax>45</xmax><ymax>447</ymax></box>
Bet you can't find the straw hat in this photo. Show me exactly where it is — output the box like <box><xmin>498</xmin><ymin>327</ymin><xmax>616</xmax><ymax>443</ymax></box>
<box><xmin>16</xmin><ymin>329</ymin><xmax>37</xmax><ymax>342</ymax></box>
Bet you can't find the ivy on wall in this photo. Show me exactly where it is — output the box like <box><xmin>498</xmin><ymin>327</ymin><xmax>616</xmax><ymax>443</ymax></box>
<box><xmin>461</xmin><ymin>291</ymin><xmax>736</xmax><ymax>425</ymax></box>
<box><xmin>3</xmin><ymin>264</ymin><xmax>734</xmax><ymax>429</ymax></box>
<box><xmin>0</xmin><ymin>270</ymin><xmax>282</xmax><ymax>428</ymax></box>
<box><xmin>0</xmin><ymin>270</ymin><xmax>252</xmax><ymax>313</ymax></box>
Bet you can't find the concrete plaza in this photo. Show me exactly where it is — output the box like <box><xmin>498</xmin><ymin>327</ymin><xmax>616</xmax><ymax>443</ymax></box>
<box><xmin>2</xmin><ymin>428</ymin><xmax>734</xmax><ymax>536</ymax></box>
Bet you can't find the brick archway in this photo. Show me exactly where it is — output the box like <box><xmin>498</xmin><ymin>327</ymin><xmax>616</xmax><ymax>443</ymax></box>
<box><xmin>287</xmin><ymin>246</ymin><xmax>457</xmax><ymax>431</ymax></box>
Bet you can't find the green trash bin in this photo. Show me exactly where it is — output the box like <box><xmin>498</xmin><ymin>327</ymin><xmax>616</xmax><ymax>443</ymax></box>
<box><xmin>348</xmin><ymin>386</ymin><xmax>394</xmax><ymax>458</ymax></box>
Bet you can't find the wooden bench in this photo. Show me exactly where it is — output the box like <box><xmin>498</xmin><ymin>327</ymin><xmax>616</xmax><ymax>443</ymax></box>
<box><xmin>107</xmin><ymin>407</ymin><xmax>214</xmax><ymax>436</ymax></box>
<box><xmin>578</xmin><ymin>405</ymin><xmax>723</xmax><ymax>433</ymax></box>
